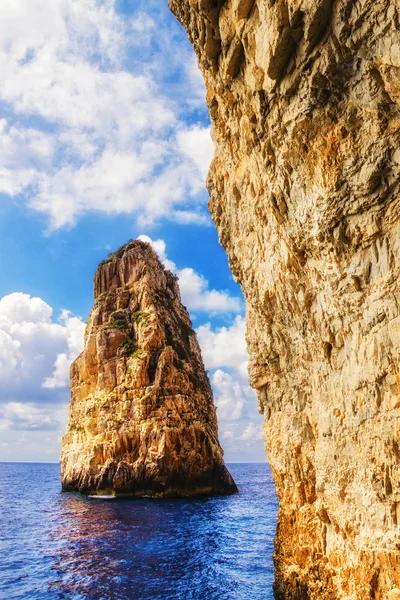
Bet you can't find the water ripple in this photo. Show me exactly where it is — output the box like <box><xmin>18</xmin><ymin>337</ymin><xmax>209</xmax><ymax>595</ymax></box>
<box><xmin>0</xmin><ymin>463</ymin><xmax>278</xmax><ymax>600</ymax></box>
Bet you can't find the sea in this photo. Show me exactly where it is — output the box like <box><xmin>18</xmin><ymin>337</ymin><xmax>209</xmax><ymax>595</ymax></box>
<box><xmin>0</xmin><ymin>462</ymin><xmax>278</xmax><ymax>600</ymax></box>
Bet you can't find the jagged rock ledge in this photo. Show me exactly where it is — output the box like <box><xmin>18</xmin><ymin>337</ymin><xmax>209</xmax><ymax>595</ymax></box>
<box><xmin>61</xmin><ymin>240</ymin><xmax>237</xmax><ymax>498</ymax></box>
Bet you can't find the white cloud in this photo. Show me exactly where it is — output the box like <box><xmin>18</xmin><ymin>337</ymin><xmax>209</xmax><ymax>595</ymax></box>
<box><xmin>178</xmin><ymin>268</ymin><xmax>242</xmax><ymax>313</ymax></box>
<box><xmin>211</xmin><ymin>369</ymin><xmax>246</xmax><ymax>420</ymax></box>
<box><xmin>0</xmin><ymin>291</ymin><xmax>53</xmax><ymax>324</ymax></box>
<box><xmin>239</xmin><ymin>422</ymin><xmax>264</xmax><ymax>441</ymax></box>
<box><xmin>177</xmin><ymin>126</ymin><xmax>214</xmax><ymax>181</ymax></box>
<box><xmin>43</xmin><ymin>310</ymin><xmax>85</xmax><ymax>388</ymax></box>
<box><xmin>196</xmin><ymin>316</ymin><xmax>249</xmax><ymax>376</ymax></box>
<box><xmin>130</xmin><ymin>12</ymin><xmax>156</xmax><ymax>46</ymax></box>
<box><xmin>0</xmin><ymin>0</ymin><xmax>213</xmax><ymax>229</ymax></box>
<box><xmin>195</xmin><ymin>313</ymin><xmax>264</xmax><ymax>452</ymax></box>
<box><xmin>220</xmin><ymin>421</ymin><xmax>264</xmax><ymax>446</ymax></box>
<box><xmin>0</xmin><ymin>402</ymin><xmax>59</xmax><ymax>431</ymax></box>
<box><xmin>0</xmin><ymin>329</ymin><xmax>20</xmax><ymax>379</ymax></box>
<box><xmin>0</xmin><ymin>402</ymin><xmax>69</xmax><ymax>461</ymax></box>
<box><xmin>185</xmin><ymin>55</ymin><xmax>208</xmax><ymax>109</ymax></box>
<box><xmin>0</xmin><ymin>293</ymin><xmax>85</xmax><ymax>403</ymax></box>
<box><xmin>138</xmin><ymin>235</ymin><xmax>242</xmax><ymax>314</ymax></box>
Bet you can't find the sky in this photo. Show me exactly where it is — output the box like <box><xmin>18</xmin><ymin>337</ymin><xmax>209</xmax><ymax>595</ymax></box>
<box><xmin>0</xmin><ymin>0</ymin><xmax>265</xmax><ymax>463</ymax></box>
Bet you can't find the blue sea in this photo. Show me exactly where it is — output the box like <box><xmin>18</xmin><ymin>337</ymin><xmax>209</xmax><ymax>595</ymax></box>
<box><xmin>0</xmin><ymin>462</ymin><xmax>278</xmax><ymax>600</ymax></box>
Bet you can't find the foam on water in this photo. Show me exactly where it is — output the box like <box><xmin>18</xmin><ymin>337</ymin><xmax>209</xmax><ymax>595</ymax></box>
<box><xmin>88</xmin><ymin>495</ymin><xmax>117</xmax><ymax>499</ymax></box>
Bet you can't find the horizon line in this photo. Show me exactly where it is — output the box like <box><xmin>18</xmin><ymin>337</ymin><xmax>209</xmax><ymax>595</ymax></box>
<box><xmin>0</xmin><ymin>460</ymin><xmax>268</xmax><ymax>465</ymax></box>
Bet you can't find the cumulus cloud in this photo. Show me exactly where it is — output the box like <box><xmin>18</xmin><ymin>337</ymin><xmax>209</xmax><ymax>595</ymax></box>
<box><xmin>0</xmin><ymin>292</ymin><xmax>84</xmax><ymax>443</ymax></box>
<box><xmin>221</xmin><ymin>421</ymin><xmax>264</xmax><ymax>444</ymax></box>
<box><xmin>0</xmin><ymin>329</ymin><xmax>20</xmax><ymax>380</ymax></box>
<box><xmin>0</xmin><ymin>293</ymin><xmax>85</xmax><ymax>404</ymax></box>
<box><xmin>196</xmin><ymin>315</ymin><xmax>264</xmax><ymax>453</ymax></box>
<box><xmin>196</xmin><ymin>315</ymin><xmax>262</xmax><ymax>437</ymax></box>
<box><xmin>0</xmin><ymin>402</ymin><xmax>59</xmax><ymax>432</ymax></box>
<box><xmin>0</xmin><ymin>119</ymin><xmax>54</xmax><ymax>196</ymax></box>
<box><xmin>138</xmin><ymin>235</ymin><xmax>242</xmax><ymax>314</ymax></box>
<box><xmin>177</xmin><ymin>126</ymin><xmax>214</xmax><ymax>181</ymax></box>
<box><xmin>184</xmin><ymin>55</ymin><xmax>208</xmax><ymax>110</ymax></box>
<box><xmin>0</xmin><ymin>291</ymin><xmax>53</xmax><ymax>324</ymax></box>
<box><xmin>0</xmin><ymin>402</ymin><xmax>69</xmax><ymax>461</ymax></box>
<box><xmin>211</xmin><ymin>369</ymin><xmax>246</xmax><ymax>421</ymax></box>
<box><xmin>0</xmin><ymin>0</ymin><xmax>213</xmax><ymax>229</ymax></box>
<box><xmin>178</xmin><ymin>268</ymin><xmax>241</xmax><ymax>313</ymax></box>
<box><xmin>43</xmin><ymin>311</ymin><xmax>86</xmax><ymax>389</ymax></box>
<box><xmin>239</xmin><ymin>422</ymin><xmax>264</xmax><ymax>441</ymax></box>
<box><xmin>196</xmin><ymin>316</ymin><xmax>249</xmax><ymax>377</ymax></box>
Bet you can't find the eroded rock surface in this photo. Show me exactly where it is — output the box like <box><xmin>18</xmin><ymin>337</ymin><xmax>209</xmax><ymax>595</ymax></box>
<box><xmin>169</xmin><ymin>1</ymin><xmax>400</xmax><ymax>597</ymax></box>
<box><xmin>61</xmin><ymin>240</ymin><xmax>237</xmax><ymax>498</ymax></box>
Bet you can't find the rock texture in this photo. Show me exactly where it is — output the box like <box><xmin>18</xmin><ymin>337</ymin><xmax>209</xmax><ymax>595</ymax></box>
<box><xmin>61</xmin><ymin>240</ymin><xmax>237</xmax><ymax>498</ymax></box>
<box><xmin>169</xmin><ymin>1</ymin><xmax>400</xmax><ymax>598</ymax></box>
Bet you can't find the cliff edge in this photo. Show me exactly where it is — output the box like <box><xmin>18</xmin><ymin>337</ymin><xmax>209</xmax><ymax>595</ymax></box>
<box><xmin>169</xmin><ymin>1</ymin><xmax>400</xmax><ymax>598</ymax></box>
<box><xmin>61</xmin><ymin>240</ymin><xmax>237</xmax><ymax>498</ymax></box>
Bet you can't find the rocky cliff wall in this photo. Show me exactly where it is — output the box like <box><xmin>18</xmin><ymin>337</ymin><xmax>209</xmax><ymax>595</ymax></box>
<box><xmin>61</xmin><ymin>240</ymin><xmax>237</xmax><ymax>497</ymax></box>
<box><xmin>169</xmin><ymin>1</ymin><xmax>400</xmax><ymax>597</ymax></box>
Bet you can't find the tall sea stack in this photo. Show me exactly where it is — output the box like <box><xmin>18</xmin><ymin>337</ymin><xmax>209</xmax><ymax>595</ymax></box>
<box><xmin>61</xmin><ymin>240</ymin><xmax>237</xmax><ymax>497</ymax></box>
<box><xmin>169</xmin><ymin>1</ymin><xmax>400</xmax><ymax>598</ymax></box>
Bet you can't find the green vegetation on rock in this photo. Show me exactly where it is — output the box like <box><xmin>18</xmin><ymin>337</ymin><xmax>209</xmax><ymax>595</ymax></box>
<box><xmin>131</xmin><ymin>311</ymin><xmax>150</xmax><ymax>325</ymax></box>
<box><xmin>121</xmin><ymin>341</ymin><xmax>136</xmax><ymax>355</ymax></box>
<box><xmin>98</xmin><ymin>258</ymin><xmax>112</xmax><ymax>267</ymax></box>
<box><xmin>108</xmin><ymin>311</ymin><xmax>129</xmax><ymax>330</ymax></box>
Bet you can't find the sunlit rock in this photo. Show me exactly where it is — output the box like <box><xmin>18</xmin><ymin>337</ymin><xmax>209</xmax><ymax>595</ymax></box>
<box><xmin>169</xmin><ymin>0</ymin><xmax>400</xmax><ymax>597</ymax></box>
<box><xmin>61</xmin><ymin>240</ymin><xmax>237</xmax><ymax>498</ymax></box>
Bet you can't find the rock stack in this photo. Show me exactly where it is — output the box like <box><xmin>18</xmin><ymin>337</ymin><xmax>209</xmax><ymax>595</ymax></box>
<box><xmin>61</xmin><ymin>240</ymin><xmax>237</xmax><ymax>498</ymax></box>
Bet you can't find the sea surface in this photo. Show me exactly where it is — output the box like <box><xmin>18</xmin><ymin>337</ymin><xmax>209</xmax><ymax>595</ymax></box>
<box><xmin>0</xmin><ymin>462</ymin><xmax>278</xmax><ymax>600</ymax></box>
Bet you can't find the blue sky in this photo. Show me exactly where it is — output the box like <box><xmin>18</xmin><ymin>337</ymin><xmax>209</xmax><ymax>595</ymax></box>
<box><xmin>0</xmin><ymin>0</ymin><xmax>265</xmax><ymax>462</ymax></box>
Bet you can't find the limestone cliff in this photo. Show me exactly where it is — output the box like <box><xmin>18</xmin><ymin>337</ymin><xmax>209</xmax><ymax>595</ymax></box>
<box><xmin>61</xmin><ymin>240</ymin><xmax>237</xmax><ymax>498</ymax></box>
<box><xmin>169</xmin><ymin>1</ymin><xmax>400</xmax><ymax>598</ymax></box>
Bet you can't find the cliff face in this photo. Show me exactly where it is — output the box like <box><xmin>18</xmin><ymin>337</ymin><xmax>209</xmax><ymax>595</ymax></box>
<box><xmin>61</xmin><ymin>240</ymin><xmax>237</xmax><ymax>497</ymax></box>
<box><xmin>169</xmin><ymin>1</ymin><xmax>400</xmax><ymax>598</ymax></box>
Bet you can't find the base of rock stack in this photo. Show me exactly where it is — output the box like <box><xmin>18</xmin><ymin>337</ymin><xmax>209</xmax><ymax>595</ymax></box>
<box><xmin>61</xmin><ymin>462</ymin><xmax>237</xmax><ymax>498</ymax></box>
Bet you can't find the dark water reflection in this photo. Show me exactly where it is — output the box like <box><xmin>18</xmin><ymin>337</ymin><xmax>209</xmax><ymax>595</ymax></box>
<box><xmin>0</xmin><ymin>463</ymin><xmax>277</xmax><ymax>600</ymax></box>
